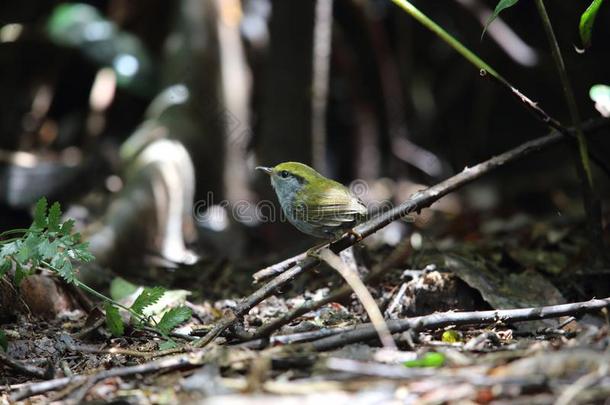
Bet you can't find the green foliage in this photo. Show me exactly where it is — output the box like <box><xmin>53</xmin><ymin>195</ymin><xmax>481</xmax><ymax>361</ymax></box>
<box><xmin>0</xmin><ymin>259</ymin><xmax>10</xmax><ymax>278</ymax></box>
<box><xmin>0</xmin><ymin>197</ymin><xmax>94</xmax><ymax>286</ymax></box>
<box><xmin>0</xmin><ymin>330</ymin><xmax>7</xmax><ymax>351</ymax></box>
<box><xmin>580</xmin><ymin>0</ymin><xmax>605</xmax><ymax>48</ymax></box>
<box><xmin>404</xmin><ymin>352</ymin><xmax>445</xmax><ymax>368</ymax></box>
<box><xmin>157</xmin><ymin>307</ymin><xmax>192</xmax><ymax>334</ymax></box>
<box><xmin>0</xmin><ymin>197</ymin><xmax>192</xmax><ymax>344</ymax></box>
<box><xmin>482</xmin><ymin>0</ymin><xmax>520</xmax><ymax>38</ymax></box>
<box><xmin>105</xmin><ymin>303</ymin><xmax>125</xmax><ymax>337</ymax></box>
<box><xmin>131</xmin><ymin>287</ymin><xmax>166</xmax><ymax>316</ymax></box>
<box><xmin>110</xmin><ymin>277</ymin><xmax>139</xmax><ymax>301</ymax></box>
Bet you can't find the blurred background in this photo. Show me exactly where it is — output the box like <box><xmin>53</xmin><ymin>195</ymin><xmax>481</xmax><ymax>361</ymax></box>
<box><xmin>1</xmin><ymin>0</ymin><xmax>609</xmax><ymax>290</ymax></box>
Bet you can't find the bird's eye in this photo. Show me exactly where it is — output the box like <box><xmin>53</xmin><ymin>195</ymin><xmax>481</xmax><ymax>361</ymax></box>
<box><xmin>280</xmin><ymin>170</ymin><xmax>289</xmax><ymax>178</ymax></box>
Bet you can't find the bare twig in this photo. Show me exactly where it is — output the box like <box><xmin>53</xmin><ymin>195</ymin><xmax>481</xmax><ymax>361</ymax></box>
<box><xmin>253</xmin><ymin>251</ymin><xmax>308</xmax><ymax>283</ymax></box>
<box><xmin>70</xmin><ymin>316</ymin><xmax>105</xmax><ymax>340</ymax></box>
<box><xmin>194</xmin><ymin>118</ymin><xmax>609</xmax><ymax>349</ymax></box>
<box><xmin>308</xmin><ymin>297</ymin><xmax>610</xmax><ymax>351</ymax></box>
<box><xmin>10</xmin><ymin>350</ymin><xmax>208</xmax><ymax>401</ymax></box>
<box><xmin>384</xmin><ymin>282</ymin><xmax>408</xmax><ymax>318</ymax></box>
<box><xmin>66</xmin><ymin>342</ymin><xmax>192</xmax><ymax>359</ymax></box>
<box><xmin>0</xmin><ymin>352</ymin><xmax>51</xmax><ymax>380</ymax></box>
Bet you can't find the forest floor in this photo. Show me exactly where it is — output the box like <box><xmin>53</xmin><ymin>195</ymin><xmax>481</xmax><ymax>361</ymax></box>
<box><xmin>2</xmin><ymin>204</ymin><xmax>610</xmax><ymax>404</ymax></box>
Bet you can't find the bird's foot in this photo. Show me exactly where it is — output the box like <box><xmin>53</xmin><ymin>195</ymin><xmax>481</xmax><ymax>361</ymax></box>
<box><xmin>346</xmin><ymin>229</ymin><xmax>363</xmax><ymax>242</ymax></box>
<box><xmin>306</xmin><ymin>241</ymin><xmax>330</xmax><ymax>258</ymax></box>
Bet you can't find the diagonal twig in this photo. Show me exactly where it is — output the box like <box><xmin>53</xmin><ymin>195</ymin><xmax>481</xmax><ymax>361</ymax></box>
<box><xmin>10</xmin><ymin>350</ymin><xmax>209</xmax><ymax>401</ymax></box>
<box><xmin>0</xmin><ymin>351</ymin><xmax>51</xmax><ymax>380</ymax></box>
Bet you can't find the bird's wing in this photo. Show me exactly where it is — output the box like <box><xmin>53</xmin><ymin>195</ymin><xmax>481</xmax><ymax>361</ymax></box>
<box><xmin>296</xmin><ymin>186</ymin><xmax>367</xmax><ymax>227</ymax></box>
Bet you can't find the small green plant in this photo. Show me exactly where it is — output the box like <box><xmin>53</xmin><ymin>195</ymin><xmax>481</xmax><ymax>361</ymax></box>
<box><xmin>0</xmin><ymin>197</ymin><xmax>191</xmax><ymax>348</ymax></box>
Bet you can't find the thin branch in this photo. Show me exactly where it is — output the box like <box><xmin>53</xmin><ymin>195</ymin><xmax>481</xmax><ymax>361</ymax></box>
<box><xmin>0</xmin><ymin>352</ymin><xmax>51</xmax><ymax>380</ymax></box>
<box><xmin>194</xmin><ymin>118</ymin><xmax>609</xmax><ymax>349</ymax></box>
<box><xmin>308</xmin><ymin>297</ymin><xmax>610</xmax><ymax>351</ymax></box>
<box><xmin>10</xmin><ymin>350</ymin><xmax>208</xmax><ymax>401</ymax></box>
<box><xmin>253</xmin><ymin>251</ymin><xmax>308</xmax><ymax>283</ymax></box>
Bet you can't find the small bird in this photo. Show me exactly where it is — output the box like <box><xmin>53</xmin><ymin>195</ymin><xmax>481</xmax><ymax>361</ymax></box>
<box><xmin>256</xmin><ymin>162</ymin><xmax>367</xmax><ymax>239</ymax></box>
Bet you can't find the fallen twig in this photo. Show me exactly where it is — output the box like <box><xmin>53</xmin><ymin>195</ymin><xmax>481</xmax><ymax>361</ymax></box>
<box><xmin>0</xmin><ymin>351</ymin><xmax>51</xmax><ymax>380</ymax></box>
<box><xmin>308</xmin><ymin>297</ymin><xmax>610</xmax><ymax>351</ymax></box>
<box><xmin>253</xmin><ymin>251</ymin><xmax>308</xmax><ymax>283</ymax></box>
<box><xmin>66</xmin><ymin>342</ymin><xmax>193</xmax><ymax>359</ymax></box>
<box><xmin>10</xmin><ymin>350</ymin><xmax>208</xmax><ymax>401</ymax></box>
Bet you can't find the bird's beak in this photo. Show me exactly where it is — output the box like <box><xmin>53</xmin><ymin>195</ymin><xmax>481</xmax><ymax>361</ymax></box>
<box><xmin>256</xmin><ymin>166</ymin><xmax>273</xmax><ymax>175</ymax></box>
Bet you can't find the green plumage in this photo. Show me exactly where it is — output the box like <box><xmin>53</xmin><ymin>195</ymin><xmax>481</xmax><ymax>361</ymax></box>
<box><xmin>257</xmin><ymin>162</ymin><xmax>367</xmax><ymax>239</ymax></box>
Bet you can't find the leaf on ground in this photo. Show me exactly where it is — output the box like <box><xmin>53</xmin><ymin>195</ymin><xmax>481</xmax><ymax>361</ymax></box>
<box><xmin>580</xmin><ymin>0</ymin><xmax>604</xmax><ymax>48</ymax></box>
<box><xmin>442</xmin><ymin>330</ymin><xmax>463</xmax><ymax>343</ymax></box>
<box><xmin>404</xmin><ymin>352</ymin><xmax>445</xmax><ymax>368</ymax></box>
<box><xmin>110</xmin><ymin>277</ymin><xmax>139</xmax><ymax>301</ymax></box>
<box><xmin>105</xmin><ymin>303</ymin><xmax>124</xmax><ymax>337</ymax></box>
<box><xmin>157</xmin><ymin>306</ymin><xmax>192</xmax><ymax>334</ymax></box>
<box><xmin>482</xmin><ymin>0</ymin><xmax>520</xmax><ymax>39</ymax></box>
<box><xmin>131</xmin><ymin>286</ymin><xmax>166</xmax><ymax>316</ymax></box>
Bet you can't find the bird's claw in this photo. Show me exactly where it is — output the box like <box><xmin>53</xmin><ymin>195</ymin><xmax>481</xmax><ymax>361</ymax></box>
<box><xmin>347</xmin><ymin>229</ymin><xmax>363</xmax><ymax>242</ymax></box>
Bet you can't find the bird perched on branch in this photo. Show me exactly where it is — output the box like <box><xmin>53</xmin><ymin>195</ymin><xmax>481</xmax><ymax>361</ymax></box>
<box><xmin>256</xmin><ymin>162</ymin><xmax>367</xmax><ymax>239</ymax></box>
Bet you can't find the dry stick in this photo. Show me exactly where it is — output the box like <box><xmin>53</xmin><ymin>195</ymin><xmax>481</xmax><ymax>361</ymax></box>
<box><xmin>308</xmin><ymin>297</ymin><xmax>610</xmax><ymax>351</ymax></box>
<box><xmin>253</xmin><ymin>251</ymin><xmax>308</xmax><ymax>282</ymax></box>
<box><xmin>194</xmin><ymin>118</ymin><xmax>609</xmax><ymax>349</ymax></box>
<box><xmin>0</xmin><ymin>352</ymin><xmax>50</xmax><ymax>380</ymax></box>
<box><xmin>318</xmin><ymin>249</ymin><xmax>397</xmax><ymax>349</ymax></box>
<box><xmin>10</xmin><ymin>350</ymin><xmax>208</xmax><ymax>402</ymax></box>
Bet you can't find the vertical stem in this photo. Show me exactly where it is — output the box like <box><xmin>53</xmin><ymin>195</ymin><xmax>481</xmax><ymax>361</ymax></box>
<box><xmin>535</xmin><ymin>0</ymin><xmax>592</xmax><ymax>185</ymax></box>
<box><xmin>535</xmin><ymin>0</ymin><xmax>606</xmax><ymax>263</ymax></box>
<box><xmin>311</xmin><ymin>0</ymin><xmax>333</xmax><ymax>175</ymax></box>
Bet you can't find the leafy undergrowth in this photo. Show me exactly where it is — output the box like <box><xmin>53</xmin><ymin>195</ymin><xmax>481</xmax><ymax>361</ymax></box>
<box><xmin>1</xmin><ymin>205</ymin><xmax>609</xmax><ymax>404</ymax></box>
